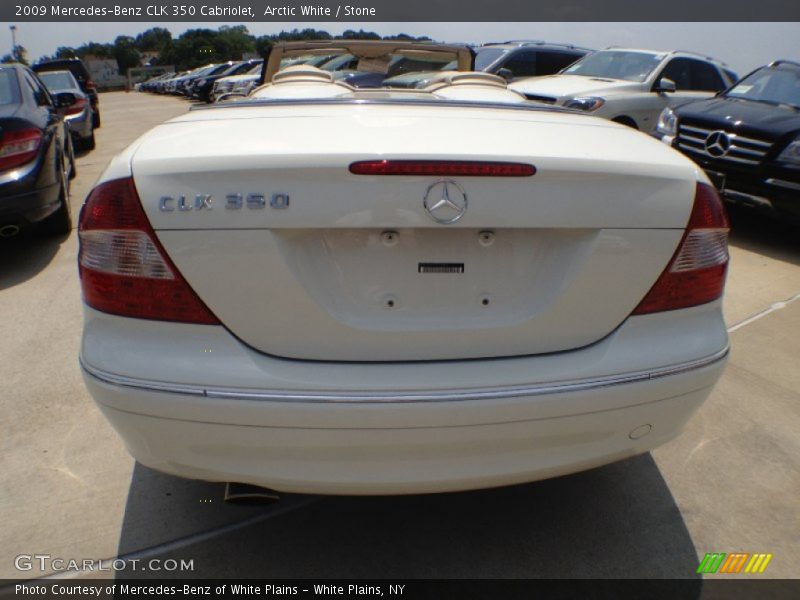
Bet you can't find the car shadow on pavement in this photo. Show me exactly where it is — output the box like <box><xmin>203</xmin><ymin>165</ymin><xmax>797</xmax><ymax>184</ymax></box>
<box><xmin>727</xmin><ymin>205</ymin><xmax>800</xmax><ymax>267</ymax></box>
<box><xmin>115</xmin><ymin>454</ymin><xmax>701</xmax><ymax>588</ymax></box>
<box><xmin>0</xmin><ymin>229</ymin><xmax>71</xmax><ymax>291</ymax></box>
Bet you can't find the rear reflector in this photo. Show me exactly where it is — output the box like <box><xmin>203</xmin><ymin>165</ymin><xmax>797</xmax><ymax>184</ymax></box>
<box><xmin>633</xmin><ymin>183</ymin><xmax>729</xmax><ymax>315</ymax></box>
<box><xmin>78</xmin><ymin>178</ymin><xmax>220</xmax><ymax>325</ymax></box>
<box><xmin>349</xmin><ymin>160</ymin><xmax>536</xmax><ymax>177</ymax></box>
<box><xmin>0</xmin><ymin>128</ymin><xmax>42</xmax><ymax>171</ymax></box>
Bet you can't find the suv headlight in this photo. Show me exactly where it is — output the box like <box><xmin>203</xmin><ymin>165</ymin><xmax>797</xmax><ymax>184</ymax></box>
<box><xmin>777</xmin><ymin>140</ymin><xmax>800</xmax><ymax>166</ymax></box>
<box><xmin>656</xmin><ymin>107</ymin><xmax>678</xmax><ymax>136</ymax></box>
<box><xmin>563</xmin><ymin>97</ymin><xmax>605</xmax><ymax>112</ymax></box>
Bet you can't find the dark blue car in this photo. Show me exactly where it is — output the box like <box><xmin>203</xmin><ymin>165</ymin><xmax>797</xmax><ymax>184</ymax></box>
<box><xmin>0</xmin><ymin>64</ymin><xmax>75</xmax><ymax>237</ymax></box>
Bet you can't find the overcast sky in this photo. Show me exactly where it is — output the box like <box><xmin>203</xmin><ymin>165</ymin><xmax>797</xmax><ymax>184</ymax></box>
<box><xmin>5</xmin><ymin>21</ymin><xmax>800</xmax><ymax>75</ymax></box>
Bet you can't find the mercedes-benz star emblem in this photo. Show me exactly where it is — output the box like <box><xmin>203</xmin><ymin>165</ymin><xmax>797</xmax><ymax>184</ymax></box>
<box><xmin>423</xmin><ymin>179</ymin><xmax>468</xmax><ymax>224</ymax></box>
<box><xmin>704</xmin><ymin>130</ymin><xmax>732</xmax><ymax>158</ymax></box>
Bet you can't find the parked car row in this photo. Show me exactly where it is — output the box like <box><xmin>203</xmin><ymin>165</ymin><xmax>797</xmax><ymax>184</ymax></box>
<box><xmin>136</xmin><ymin>41</ymin><xmax>594</xmax><ymax>103</ymax></box>
<box><xmin>137</xmin><ymin>59</ymin><xmax>264</xmax><ymax>102</ymax></box>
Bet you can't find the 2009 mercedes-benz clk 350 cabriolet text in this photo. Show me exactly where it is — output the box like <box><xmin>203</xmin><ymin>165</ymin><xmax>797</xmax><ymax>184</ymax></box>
<box><xmin>79</xmin><ymin>42</ymin><xmax>730</xmax><ymax>495</ymax></box>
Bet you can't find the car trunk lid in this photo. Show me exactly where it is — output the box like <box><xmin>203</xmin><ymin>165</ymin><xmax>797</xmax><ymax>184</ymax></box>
<box><xmin>131</xmin><ymin>103</ymin><xmax>694</xmax><ymax>361</ymax></box>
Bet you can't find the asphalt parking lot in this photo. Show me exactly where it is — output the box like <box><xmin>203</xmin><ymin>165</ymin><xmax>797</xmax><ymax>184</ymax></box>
<box><xmin>1</xmin><ymin>91</ymin><xmax>798</xmax><ymax>582</ymax></box>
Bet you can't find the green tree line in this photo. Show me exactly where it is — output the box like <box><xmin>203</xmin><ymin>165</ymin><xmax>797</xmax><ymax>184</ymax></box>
<box><xmin>33</xmin><ymin>27</ymin><xmax>431</xmax><ymax>74</ymax></box>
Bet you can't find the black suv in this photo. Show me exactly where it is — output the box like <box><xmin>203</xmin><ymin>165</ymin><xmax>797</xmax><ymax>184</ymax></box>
<box><xmin>658</xmin><ymin>60</ymin><xmax>800</xmax><ymax>221</ymax></box>
<box><xmin>33</xmin><ymin>58</ymin><xmax>101</xmax><ymax>128</ymax></box>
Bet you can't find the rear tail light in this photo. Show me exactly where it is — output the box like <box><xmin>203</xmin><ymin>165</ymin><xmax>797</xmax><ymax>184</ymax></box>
<box><xmin>633</xmin><ymin>182</ymin><xmax>729</xmax><ymax>315</ymax></box>
<box><xmin>85</xmin><ymin>79</ymin><xmax>96</xmax><ymax>90</ymax></box>
<box><xmin>65</xmin><ymin>96</ymin><xmax>88</xmax><ymax>116</ymax></box>
<box><xmin>349</xmin><ymin>160</ymin><xmax>536</xmax><ymax>177</ymax></box>
<box><xmin>78</xmin><ymin>178</ymin><xmax>220</xmax><ymax>325</ymax></box>
<box><xmin>0</xmin><ymin>128</ymin><xmax>42</xmax><ymax>171</ymax></box>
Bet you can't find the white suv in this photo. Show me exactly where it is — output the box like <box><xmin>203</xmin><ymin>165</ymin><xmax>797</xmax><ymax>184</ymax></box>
<box><xmin>510</xmin><ymin>48</ymin><xmax>737</xmax><ymax>133</ymax></box>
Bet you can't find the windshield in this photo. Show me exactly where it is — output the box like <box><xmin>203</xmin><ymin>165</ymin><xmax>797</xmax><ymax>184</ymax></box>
<box><xmin>185</xmin><ymin>66</ymin><xmax>212</xmax><ymax>78</ymax></box>
<box><xmin>725</xmin><ymin>65</ymin><xmax>800</xmax><ymax>109</ymax></box>
<box><xmin>475</xmin><ymin>48</ymin><xmax>507</xmax><ymax>71</ymax></box>
<box><xmin>38</xmin><ymin>71</ymin><xmax>78</xmax><ymax>91</ymax></box>
<box><xmin>207</xmin><ymin>64</ymin><xmax>233</xmax><ymax>76</ymax></box>
<box><xmin>562</xmin><ymin>50</ymin><xmax>663</xmax><ymax>82</ymax></box>
<box><xmin>319</xmin><ymin>54</ymin><xmax>357</xmax><ymax>72</ymax></box>
<box><xmin>221</xmin><ymin>63</ymin><xmax>250</xmax><ymax>76</ymax></box>
<box><xmin>304</xmin><ymin>54</ymin><xmax>338</xmax><ymax>67</ymax></box>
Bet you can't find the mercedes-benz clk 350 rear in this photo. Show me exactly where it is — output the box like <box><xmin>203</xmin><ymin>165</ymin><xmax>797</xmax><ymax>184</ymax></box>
<box><xmin>78</xmin><ymin>81</ymin><xmax>729</xmax><ymax>494</ymax></box>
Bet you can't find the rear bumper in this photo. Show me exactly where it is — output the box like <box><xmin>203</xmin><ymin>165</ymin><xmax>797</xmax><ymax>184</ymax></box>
<box><xmin>83</xmin><ymin>353</ymin><xmax>725</xmax><ymax>494</ymax></box>
<box><xmin>0</xmin><ymin>165</ymin><xmax>61</xmax><ymax>226</ymax></box>
<box><xmin>80</xmin><ymin>301</ymin><xmax>728</xmax><ymax>494</ymax></box>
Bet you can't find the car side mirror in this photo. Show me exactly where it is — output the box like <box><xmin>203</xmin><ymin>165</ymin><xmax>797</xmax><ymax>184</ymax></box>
<box><xmin>53</xmin><ymin>92</ymin><xmax>77</xmax><ymax>111</ymax></box>
<box><xmin>495</xmin><ymin>68</ymin><xmax>514</xmax><ymax>82</ymax></box>
<box><xmin>654</xmin><ymin>77</ymin><xmax>676</xmax><ymax>94</ymax></box>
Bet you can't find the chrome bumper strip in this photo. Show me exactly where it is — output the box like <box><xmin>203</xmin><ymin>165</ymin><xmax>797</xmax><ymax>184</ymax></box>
<box><xmin>766</xmin><ymin>178</ymin><xmax>800</xmax><ymax>192</ymax></box>
<box><xmin>80</xmin><ymin>346</ymin><xmax>729</xmax><ymax>404</ymax></box>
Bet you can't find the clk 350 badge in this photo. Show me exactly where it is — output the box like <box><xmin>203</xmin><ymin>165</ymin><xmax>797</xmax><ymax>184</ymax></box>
<box><xmin>158</xmin><ymin>193</ymin><xmax>290</xmax><ymax>212</ymax></box>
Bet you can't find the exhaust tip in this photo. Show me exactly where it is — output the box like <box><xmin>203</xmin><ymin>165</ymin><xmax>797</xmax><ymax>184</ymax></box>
<box><xmin>0</xmin><ymin>224</ymin><xmax>21</xmax><ymax>238</ymax></box>
<box><xmin>224</xmin><ymin>482</ymin><xmax>280</xmax><ymax>505</ymax></box>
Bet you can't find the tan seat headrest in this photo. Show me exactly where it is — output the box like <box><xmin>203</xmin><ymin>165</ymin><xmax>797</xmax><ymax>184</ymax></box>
<box><xmin>272</xmin><ymin>65</ymin><xmax>334</xmax><ymax>84</ymax></box>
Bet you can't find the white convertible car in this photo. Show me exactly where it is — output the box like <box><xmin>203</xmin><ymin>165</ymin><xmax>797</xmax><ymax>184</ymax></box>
<box><xmin>79</xmin><ymin>41</ymin><xmax>729</xmax><ymax>495</ymax></box>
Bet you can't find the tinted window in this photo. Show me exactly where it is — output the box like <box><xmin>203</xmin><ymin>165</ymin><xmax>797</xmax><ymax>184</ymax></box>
<box><xmin>320</xmin><ymin>54</ymin><xmax>358</xmax><ymax>71</ymax></box>
<box><xmin>35</xmin><ymin>61</ymin><xmax>88</xmax><ymax>85</ymax></box>
<box><xmin>660</xmin><ymin>58</ymin><xmax>692</xmax><ymax>90</ymax></box>
<box><xmin>304</xmin><ymin>55</ymin><xmax>336</xmax><ymax>67</ymax></box>
<box><xmin>539</xmin><ymin>51</ymin><xmax>584</xmax><ymax>75</ymax></box>
<box><xmin>0</xmin><ymin>69</ymin><xmax>21</xmax><ymax>105</ymax></box>
<box><xmin>38</xmin><ymin>71</ymin><xmax>79</xmax><ymax>92</ymax></box>
<box><xmin>502</xmin><ymin>50</ymin><xmax>540</xmax><ymax>77</ymax></box>
<box><xmin>208</xmin><ymin>63</ymin><xmax>233</xmax><ymax>76</ymax></box>
<box><xmin>726</xmin><ymin>65</ymin><xmax>800</xmax><ymax>109</ymax></box>
<box><xmin>22</xmin><ymin>70</ymin><xmax>51</xmax><ymax>106</ymax></box>
<box><xmin>474</xmin><ymin>48</ymin><xmax>507</xmax><ymax>71</ymax></box>
<box><xmin>221</xmin><ymin>63</ymin><xmax>249</xmax><ymax>76</ymax></box>
<box><xmin>689</xmin><ymin>59</ymin><xmax>725</xmax><ymax>92</ymax></box>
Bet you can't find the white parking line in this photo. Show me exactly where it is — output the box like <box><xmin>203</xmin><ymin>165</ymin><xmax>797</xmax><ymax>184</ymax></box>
<box><xmin>727</xmin><ymin>292</ymin><xmax>800</xmax><ymax>333</ymax></box>
<box><xmin>24</xmin><ymin>497</ymin><xmax>319</xmax><ymax>581</ymax></box>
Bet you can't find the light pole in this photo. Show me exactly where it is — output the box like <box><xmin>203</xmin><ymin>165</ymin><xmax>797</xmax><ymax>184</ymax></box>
<box><xmin>10</xmin><ymin>25</ymin><xmax>17</xmax><ymax>59</ymax></box>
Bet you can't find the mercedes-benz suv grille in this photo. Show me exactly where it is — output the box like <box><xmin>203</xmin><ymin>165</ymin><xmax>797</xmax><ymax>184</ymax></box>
<box><xmin>676</xmin><ymin>123</ymin><xmax>772</xmax><ymax>166</ymax></box>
